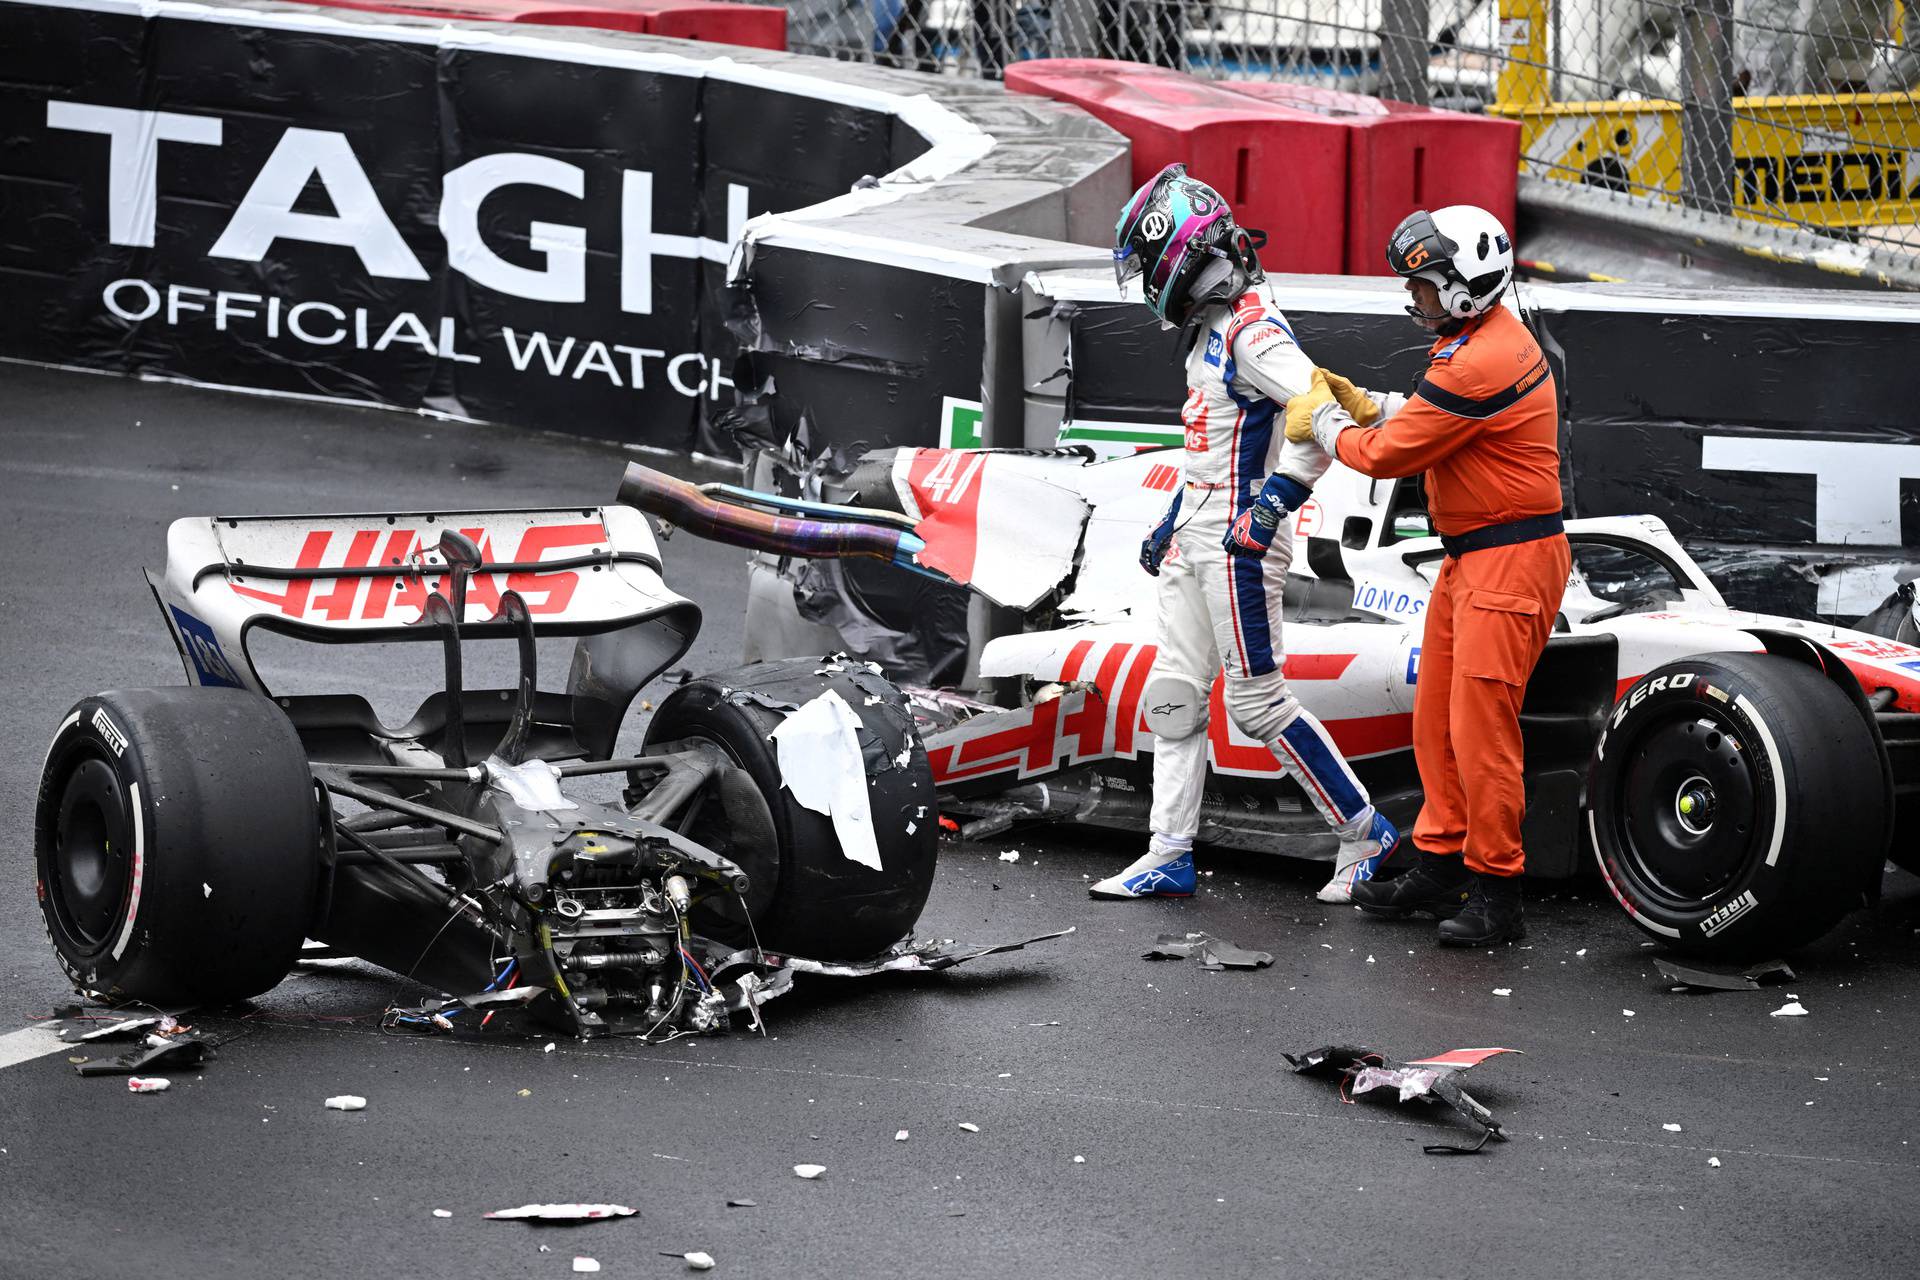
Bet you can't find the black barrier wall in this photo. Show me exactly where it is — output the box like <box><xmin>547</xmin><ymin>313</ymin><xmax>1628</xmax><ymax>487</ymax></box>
<box><xmin>9</xmin><ymin>1</ymin><xmax>1919</xmax><ymax>623</ymax></box>
<box><xmin>0</xmin><ymin>0</ymin><xmax>1010</xmax><ymax>450</ymax></box>
<box><xmin>970</xmin><ymin>277</ymin><xmax>1920</xmax><ymax>621</ymax></box>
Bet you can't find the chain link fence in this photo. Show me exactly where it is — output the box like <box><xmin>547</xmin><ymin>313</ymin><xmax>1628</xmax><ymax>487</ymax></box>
<box><xmin>772</xmin><ymin>1</ymin><xmax>1920</xmax><ymax>265</ymax></box>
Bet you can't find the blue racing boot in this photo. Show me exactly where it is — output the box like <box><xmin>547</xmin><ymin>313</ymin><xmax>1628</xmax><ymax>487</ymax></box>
<box><xmin>1089</xmin><ymin>836</ymin><xmax>1197</xmax><ymax>899</ymax></box>
<box><xmin>1317</xmin><ymin>810</ymin><xmax>1401</xmax><ymax>903</ymax></box>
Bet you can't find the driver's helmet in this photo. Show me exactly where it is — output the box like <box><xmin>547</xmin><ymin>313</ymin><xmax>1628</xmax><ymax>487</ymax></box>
<box><xmin>1112</xmin><ymin>163</ymin><xmax>1261</xmax><ymax>328</ymax></box>
<box><xmin>1385</xmin><ymin>205</ymin><xmax>1514</xmax><ymax>323</ymax></box>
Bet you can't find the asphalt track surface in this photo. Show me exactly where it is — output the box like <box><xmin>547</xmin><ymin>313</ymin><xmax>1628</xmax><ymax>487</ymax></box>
<box><xmin>2</xmin><ymin>361</ymin><xmax>1920</xmax><ymax>1280</ymax></box>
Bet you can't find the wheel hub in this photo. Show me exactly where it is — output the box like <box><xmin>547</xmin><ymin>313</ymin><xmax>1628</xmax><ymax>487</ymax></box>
<box><xmin>1674</xmin><ymin>775</ymin><xmax>1717</xmax><ymax>836</ymax></box>
<box><xmin>1618</xmin><ymin>714</ymin><xmax>1759</xmax><ymax>903</ymax></box>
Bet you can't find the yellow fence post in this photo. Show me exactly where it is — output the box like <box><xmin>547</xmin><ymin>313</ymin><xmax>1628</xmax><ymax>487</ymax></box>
<box><xmin>1495</xmin><ymin>0</ymin><xmax>1550</xmax><ymax>110</ymax></box>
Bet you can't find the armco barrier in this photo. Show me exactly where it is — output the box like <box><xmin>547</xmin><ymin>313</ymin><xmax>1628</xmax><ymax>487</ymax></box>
<box><xmin>302</xmin><ymin>0</ymin><xmax>787</xmax><ymax>48</ymax></box>
<box><xmin>1223</xmin><ymin>82</ymin><xmax>1519</xmax><ymax>277</ymax></box>
<box><xmin>1003</xmin><ymin>59</ymin><xmax>1348</xmax><ymax>275</ymax></box>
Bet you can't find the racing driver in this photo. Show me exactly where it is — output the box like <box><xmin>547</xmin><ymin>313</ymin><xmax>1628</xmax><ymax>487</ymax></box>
<box><xmin>1291</xmin><ymin>205</ymin><xmax>1569</xmax><ymax>946</ymax></box>
<box><xmin>1091</xmin><ymin>163</ymin><xmax>1400</xmax><ymax>904</ymax></box>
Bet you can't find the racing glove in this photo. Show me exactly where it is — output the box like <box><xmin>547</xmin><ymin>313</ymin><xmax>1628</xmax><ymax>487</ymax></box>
<box><xmin>1140</xmin><ymin>489</ymin><xmax>1182</xmax><ymax>576</ymax></box>
<box><xmin>1223</xmin><ymin>473</ymin><xmax>1311</xmax><ymax>559</ymax></box>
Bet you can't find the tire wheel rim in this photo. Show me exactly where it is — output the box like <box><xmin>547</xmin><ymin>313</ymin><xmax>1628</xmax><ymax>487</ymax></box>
<box><xmin>49</xmin><ymin>754</ymin><xmax>134</xmax><ymax>953</ymax></box>
<box><xmin>1611</xmin><ymin>707</ymin><xmax>1762</xmax><ymax>907</ymax></box>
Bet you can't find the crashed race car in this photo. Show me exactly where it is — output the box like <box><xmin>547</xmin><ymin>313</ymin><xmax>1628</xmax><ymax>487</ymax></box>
<box><xmin>34</xmin><ymin>501</ymin><xmax>1060</xmax><ymax>1040</ymax></box>
<box><xmin>622</xmin><ymin>446</ymin><xmax>1920</xmax><ymax>960</ymax></box>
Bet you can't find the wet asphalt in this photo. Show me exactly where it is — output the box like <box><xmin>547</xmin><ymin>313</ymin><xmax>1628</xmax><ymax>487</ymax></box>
<box><xmin>1</xmin><ymin>361</ymin><xmax>1918</xmax><ymax>1280</ymax></box>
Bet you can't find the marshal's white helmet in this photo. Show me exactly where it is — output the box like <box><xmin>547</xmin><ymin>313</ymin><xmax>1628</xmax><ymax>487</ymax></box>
<box><xmin>1386</xmin><ymin>205</ymin><xmax>1514</xmax><ymax>326</ymax></box>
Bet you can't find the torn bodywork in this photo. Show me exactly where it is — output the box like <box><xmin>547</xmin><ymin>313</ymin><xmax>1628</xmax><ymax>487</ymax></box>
<box><xmin>1285</xmin><ymin>1045</ymin><xmax>1523</xmax><ymax>1155</ymax></box>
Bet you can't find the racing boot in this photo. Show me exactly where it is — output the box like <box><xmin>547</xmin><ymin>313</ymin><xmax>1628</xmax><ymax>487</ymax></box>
<box><xmin>1436</xmin><ymin>871</ymin><xmax>1526</xmax><ymax>946</ymax></box>
<box><xmin>1090</xmin><ymin>835</ymin><xmax>1197</xmax><ymax>899</ymax></box>
<box><xmin>1350</xmin><ymin>846</ymin><xmax>1471</xmax><ymax>919</ymax></box>
<box><xmin>1316</xmin><ymin>810</ymin><xmax>1401</xmax><ymax>904</ymax></box>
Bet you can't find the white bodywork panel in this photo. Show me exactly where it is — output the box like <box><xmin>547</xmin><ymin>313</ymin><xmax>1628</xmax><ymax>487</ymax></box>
<box><xmin>147</xmin><ymin>505</ymin><xmax>691</xmax><ymax>696</ymax></box>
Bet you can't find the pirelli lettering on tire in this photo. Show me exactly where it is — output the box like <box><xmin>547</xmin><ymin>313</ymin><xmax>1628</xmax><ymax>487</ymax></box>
<box><xmin>91</xmin><ymin>708</ymin><xmax>128</xmax><ymax>757</ymax></box>
<box><xmin>1699</xmin><ymin>889</ymin><xmax>1759</xmax><ymax>939</ymax></box>
<box><xmin>1608</xmin><ymin>670</ymin><xmax>1695</xmax><ymax>729</ymax></box>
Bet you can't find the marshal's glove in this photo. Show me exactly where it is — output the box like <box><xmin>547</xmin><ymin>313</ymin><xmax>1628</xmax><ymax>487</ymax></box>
<box><xmin>1283</xmin><ymin>368</ymin><xmax>1338</xmax><ymax>444</ymax></box>
<box><xmin>1140</xmin><ymin>489</ymin><xmax>1182</xmax><ymax>576</ymax></box>
<box><xmin>1317</xmin><ymin>367</ymin><xmax>1384</xmax><ymax>427</ymax></box>
<box><xmin>1223</xmin><ymin>474</ymin><xmax>1312</xmax><ymax>559</ymax></box>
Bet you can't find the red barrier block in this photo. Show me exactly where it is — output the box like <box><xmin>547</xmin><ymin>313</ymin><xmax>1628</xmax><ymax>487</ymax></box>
<box><xmin>1004</xmin><ymin>59</ymin><xmax>1350</xmax><ymax>275</ymax></box>
<box><xmin>1226</xmin><ymin>83</ymin><xmax>1519</xmax><ymax>276</ymax></box>
<box><xmin>303</xmin><ymin>0</ymin><xmax>786</xmax><ymax>50</ymax></box>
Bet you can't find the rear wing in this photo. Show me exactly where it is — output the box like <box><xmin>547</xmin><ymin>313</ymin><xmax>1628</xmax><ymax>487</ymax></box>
<box><xmin>148</xmin><ymin>506</ymin><xmax>698</xmax><ymax>696</ymax></box>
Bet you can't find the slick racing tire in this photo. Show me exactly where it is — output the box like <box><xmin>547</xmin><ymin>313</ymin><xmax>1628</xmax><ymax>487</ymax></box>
<box><xmin>1587</xmin><ymin>653</ymin><xmax>1885</xmax><ymax>958</ymax></box>
<box><xmin>35</xmin><ymin>688</ymin><xmax>319</xmax><ymax>1005</ymax></box>
<box><xmin>645</xmin><ymin>657</ymin><xmax>938</xmax><ymax>961</ymax></box>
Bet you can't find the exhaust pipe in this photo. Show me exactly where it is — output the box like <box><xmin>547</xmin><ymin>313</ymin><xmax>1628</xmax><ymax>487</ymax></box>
<box><xmin>618</xmin><ymin>462</ymin><xmax>928</xmax><ymax>570</ymax></box>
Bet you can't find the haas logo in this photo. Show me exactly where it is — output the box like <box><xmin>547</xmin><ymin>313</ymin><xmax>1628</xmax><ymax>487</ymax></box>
<box><xmin>1141</xmin><ymin>210</ymin><xmax>1172</xmax><ymax>241</ymax></box>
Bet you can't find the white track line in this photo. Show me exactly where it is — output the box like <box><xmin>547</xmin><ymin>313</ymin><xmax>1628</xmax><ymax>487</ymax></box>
<box><xmin>0</xmin><ymin>1024</ymin><xmax>74</xmax><ymax>1072</ymax></box>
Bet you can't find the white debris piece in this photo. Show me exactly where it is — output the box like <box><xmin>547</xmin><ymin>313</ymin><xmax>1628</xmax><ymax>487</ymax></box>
<box><xmin>1708</xmin><ymin>1157</ymin><xmax>1722</xmax><ymax>1168</ymax></box>
<box><xmin>484</xmin><ymin>1204</ymin><xmax>637</xmax><ymax>1222</ymax></box>
<box><xmin>890</xmin><ymin>451</ymin><xmax>1088</xmax><ymax>610</ymax></box>
<box><xmin>1662</xmin><ymin>1123</ymin><xmax>1683</xmax><ymax>1133</ymax></box>
<box><xmin>203</xmin><ymin>882</ymin><xmax>212</xmax><ymax>898</ymax></box>
<box><xmin>770</xmin><ymin>690</ymin><xmax>884</xmax><ymax>870</ymax></box>
<box><xmin>324</xmin><ymin>1095</ymin><xmax>368</xmax><ymax>1112</ymax></box>
<box><xmin>544</xmin><ymin>1043</ymin><xmax>556</xmax><ymax>1054</ymax></box>
<box><xmin>684</xmin><ymin>1253</ymin><xmax>716</xmax><ymax>1271</ymax></box>
<box><xmin>572</xmin><ymin>1259</ymin><xmax>600</xmax><ymax>1274</ymax></box>
<box><xmin>1073</xmin><ymin>1156</ymin><xmax>1086</xmax><ymax>1164</ymax></box>
<box><xmin>127</xmin><ymin>1077</ymin><xmax>170</xmax><ymax>1093</ymax></box>
<box><xmin>1623</xmin><ymin>1009</ymin><xmax>1636</xmax><ymax>1017</ymax></box>
<box><xmin>958</xmin><ymin>1123</ymin><xmax>981</xmax><ymax>1133</ymax></box>
<box><xmin>894</xmin><ymin>1129</ymin><xmax>910</xmax><ymax>1142</ymax></box>
<box><xmin>1492</xmin><ymin>988</ymin><xmax>1512</xmax><ymax>997</ymax></box>
<box><xmin>432</xmin><ymin>1210</ymin><xmax>453</xmax><ymax>1219</ymax></box>
<box><xmin>793</xmin><ymin>1164</ymin><xmax>827</xmax><ymax>1179</ymax></box>
<box><xmin>1771</xmin><ymin>1001</ymin><xmax>1810</xmax><ymax>1017</ymax></box>
<box><xmin>1575</xmin><ymin>949</ymin><xmax>1587</xmax><ymax>957</ymax></box>
<box><xmin>998</xmin><ymin>850</ymin><xmax>1020</xmax><ymax>863</ymax></box>
<box><xmin>1365</xmin><ymin>955</ymin><xmax>1376</xmax><ymax>964</ymax></box>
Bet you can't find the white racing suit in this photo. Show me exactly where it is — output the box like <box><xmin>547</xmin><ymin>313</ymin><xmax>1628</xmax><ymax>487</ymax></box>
<box><xmin>1132</xmin><ymin>283</ymin><xmax>1386</xmax><ymax>892</ymax></box>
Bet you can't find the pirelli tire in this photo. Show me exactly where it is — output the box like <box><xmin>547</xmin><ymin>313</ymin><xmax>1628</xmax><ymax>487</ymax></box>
<box><xmin>643</xmin><ymin>657</ymin><xmax>938</xmax><ymax>961</ymax></box>
<box><xmin>1587</xmin><ymin>653</ymin><xmax>1886</xmax><ymax>959</ymax></box>
<box><xmin>34</xmin><ymin>688</ymin><xmax>319</xmax><ymax>1005</ymax></box>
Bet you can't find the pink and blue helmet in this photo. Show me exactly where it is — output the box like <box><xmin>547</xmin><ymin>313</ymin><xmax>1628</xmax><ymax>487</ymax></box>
<box><xmin>1112</xmin><ymin>163</ymin><xmax>1261</xmax><ymax>328</ymax></box>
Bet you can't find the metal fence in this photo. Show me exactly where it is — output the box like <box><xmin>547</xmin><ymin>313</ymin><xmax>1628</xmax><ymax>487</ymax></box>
<box><xmin>774</xmin><ymin>1</ymin><xmax>1920</xmax><ymax>264</ymax></box>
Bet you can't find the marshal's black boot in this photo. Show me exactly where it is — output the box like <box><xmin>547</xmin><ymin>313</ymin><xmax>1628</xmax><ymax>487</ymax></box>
<box><xmin>1350</xmin><ymin>848</ymin><xmax>1472</xmax><ymax>919</ymax></box>
<box><xmin>1436</xmin><ymin>871</ymin><xmax>1527</xmax><ymax>946</ymax></box>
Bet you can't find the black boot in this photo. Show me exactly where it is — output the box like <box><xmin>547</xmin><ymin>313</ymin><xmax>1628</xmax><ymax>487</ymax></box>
<box><xmin>1351</xmin><ymin>848</ymin><xmax>1472</xmax><ymax>919</ymax></box>
<box><xmin>1436</xmin><ymin>872</ymin><xmax>1526</xmax><ymax>946</ymax></box>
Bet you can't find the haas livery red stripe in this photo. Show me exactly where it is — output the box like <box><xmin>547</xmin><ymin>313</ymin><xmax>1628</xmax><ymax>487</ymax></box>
<box><xmin>928</xmin><ymin>641</ymin><xmax>1410</xmax><ymax>787</ymax></box>
<box><xmin>229</xmin><ymin>522</ymin><xmax>606</xmax><ymax>622</ymax></box>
